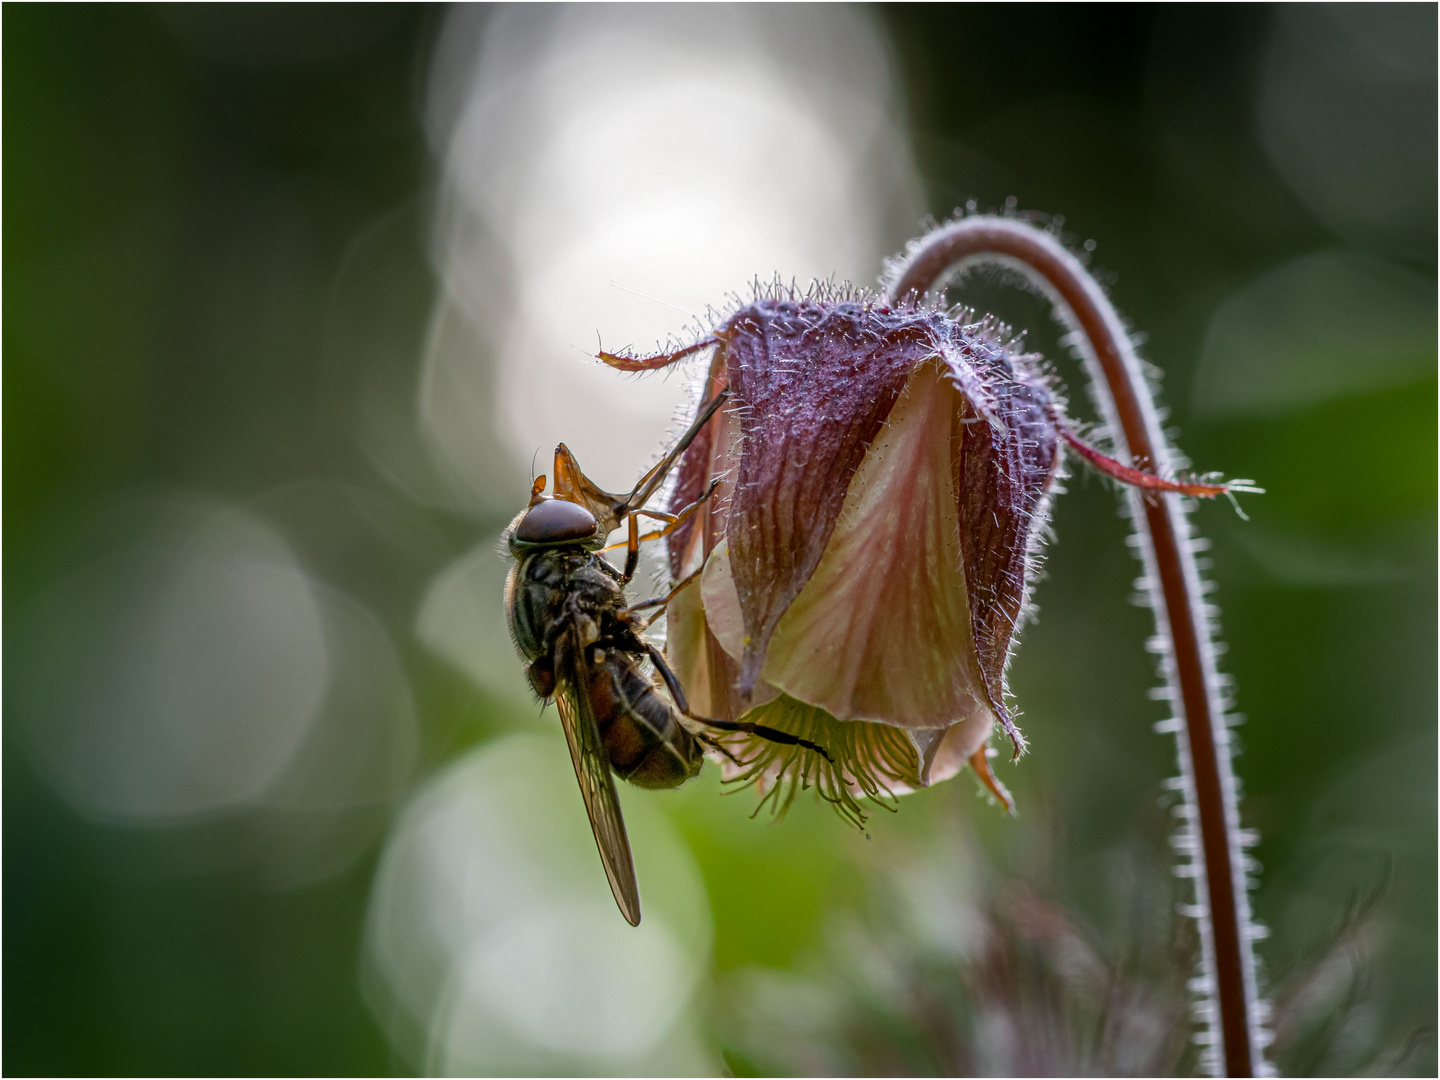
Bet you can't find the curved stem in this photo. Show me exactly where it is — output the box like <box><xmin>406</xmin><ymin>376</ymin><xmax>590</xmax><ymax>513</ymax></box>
<box><xmin>889</xmin><ymin>216</ymin><xmax>1266</xmax><ymax>1077</ymax></box>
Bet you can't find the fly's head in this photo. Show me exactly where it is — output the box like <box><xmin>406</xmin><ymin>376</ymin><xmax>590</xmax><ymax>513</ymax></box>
<box><xmin>506</xmin><ymin>436</ymin><xmax>643</xmax><ymax>560</ymax></box>
<box><xmin>506</xmin><ymin>494</ymin><xmax>601</xmax><ymax>557</ymax></box>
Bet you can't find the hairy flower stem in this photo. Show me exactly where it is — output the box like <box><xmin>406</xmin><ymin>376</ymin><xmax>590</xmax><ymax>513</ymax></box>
<box><xmin>889</xmin><ymin>216</ymin><xmax>1266</xmax><ymax>1077</ymax></box>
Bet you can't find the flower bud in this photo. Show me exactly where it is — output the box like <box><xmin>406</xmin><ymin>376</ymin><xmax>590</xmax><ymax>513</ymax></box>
<box><xmin>606</xmin><ymin>291</ymin><xmax>1062</xmax><ymax>819</ymax></box>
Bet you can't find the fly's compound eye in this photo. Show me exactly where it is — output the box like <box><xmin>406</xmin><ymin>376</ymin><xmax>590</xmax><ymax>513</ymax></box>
<box><xmin>515</xmin><ymin>497</ymin><xmax>598</xmax><ymax>544</ymax></box>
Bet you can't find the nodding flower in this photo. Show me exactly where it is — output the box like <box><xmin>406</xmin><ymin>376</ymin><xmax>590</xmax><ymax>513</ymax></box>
<box><xmin>603</xmin><ymin>286</ymin><xmax>1237</xmax><ymax>824</ymax></box>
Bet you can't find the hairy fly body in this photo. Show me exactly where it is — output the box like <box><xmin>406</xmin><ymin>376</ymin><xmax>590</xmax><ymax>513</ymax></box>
<box><xmin>507</xmin><ymin>535</ymin><xmax>703</xmax><ymax>787</ymax></box>
<box><xmin>503</xmin><ymin>389</ymin><xmax>830</xmax><ymax>926</ymax></box>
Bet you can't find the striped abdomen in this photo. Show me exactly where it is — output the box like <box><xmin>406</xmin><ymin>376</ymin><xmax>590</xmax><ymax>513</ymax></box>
<box><xmin>578</xmin><ymin>651</ymin><xmax>701</xmax><ymax>790</ymax></box>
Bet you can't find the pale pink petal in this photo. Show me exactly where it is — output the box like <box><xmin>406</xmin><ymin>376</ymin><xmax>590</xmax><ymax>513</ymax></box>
<box><xmin>696</xmin><ymin>544</ymin><xmax>784</xmax><ymax>713</ymax></box>
<box><xmin>940</xmin><ymin>336</ymin><xmax>1061</xmax><ymax>751</ymax></box>
<box><xmin>705</xmin><ymin>362</ymin><xmax>995</xmax><ymax>734</ymax></box>
<box><xmin>719</xmin><ymin>302</ymin><xmax>947</xmax><ymax>696</ymax></box>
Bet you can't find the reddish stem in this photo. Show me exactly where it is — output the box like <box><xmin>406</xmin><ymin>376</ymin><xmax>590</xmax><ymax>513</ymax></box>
<box><xmin>890</xmin><ymin>216</ymin><xmax>1264</xmax><ymax>1077</ymax></box>
<box><xmin>600</xmin><ymin>335</ymin><xmax>721</xmax><ymax>371</ymax></box>
<box><xmin>1058</xmin><ymin>425</ymin><xmax>1232</xmax><ymax>498</ymax></box>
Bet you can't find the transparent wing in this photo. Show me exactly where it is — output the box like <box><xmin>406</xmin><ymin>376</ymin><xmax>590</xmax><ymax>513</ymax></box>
<box><xmin>553</xmin><ymin>626</ymin><xmax>642</xmax><ymax>926</ymax></box>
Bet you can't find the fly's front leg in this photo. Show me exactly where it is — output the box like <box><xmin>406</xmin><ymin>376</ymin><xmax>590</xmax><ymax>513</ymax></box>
<box><xmin>617</xmin><ymin>505</ymin><xmax>684</xmax><ymax>583</ymax></box>
<box><xmin>635</xmin><ymin>478</ymin><xmax>722</xmax><ymax>546</ymax></box>
<box><xmin>616</xmin><ymin>390</ymin><xmax>729</xmax><ymax>514</ymax></box>
<box><xmin>642</xmin><ymin>642</ymin><xmax>834</xmax><ymax>765</ymax></box>
<box><xmin>611</xmin><ymin>478</ymin><xmax>722</xmax><ymax>586</ymax></box>
<box><xmin>621</xmin><ymin>510</ymin><xmax>643</xmax><ymax>584</ymax></box>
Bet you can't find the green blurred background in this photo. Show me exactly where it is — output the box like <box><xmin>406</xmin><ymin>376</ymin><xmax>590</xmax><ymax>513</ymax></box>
<box><xmin>6</xmin><ymin>4</ymin><xmax>1434</xmax><ymax>1076</ymax></box>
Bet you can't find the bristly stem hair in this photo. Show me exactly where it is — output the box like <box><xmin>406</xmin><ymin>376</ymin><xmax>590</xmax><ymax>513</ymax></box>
<box><xmin>886</xmin><ymin>214</ymin><xmax>1271</xmax><ymax>1078</ymax></box>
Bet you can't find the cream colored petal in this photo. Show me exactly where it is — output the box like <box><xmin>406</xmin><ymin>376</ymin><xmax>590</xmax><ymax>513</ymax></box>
<box><xmin>695</xmin><ymin>542</ymin><xmax>781</xmax><ymax>712</ymax></box>
<box><xmin>911</xmin><ymin>713</ymin><xmax>993</xmax><ymax>789</ymax></box>
<box><xmin>663</xmin><ymin>579</ymin><xmax>712</xmax><ymax>720</ymax></box>
<box><xmin>704</xmin><ymin>361</ymin><xmax>992</xmax><ymax>733</ymax></box>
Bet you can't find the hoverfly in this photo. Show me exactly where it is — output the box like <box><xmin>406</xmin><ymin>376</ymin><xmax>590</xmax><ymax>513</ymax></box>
<box><xmin>503</xmin><ymin>389</ymin><xmax>831</xmax><ymax>925</ymax></box>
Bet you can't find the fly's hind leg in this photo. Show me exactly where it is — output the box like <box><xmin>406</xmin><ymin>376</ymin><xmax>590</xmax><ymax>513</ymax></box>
<box><xmin>695</xmin><ymin>731</ymin><xmax>744</xmax><ymax>768</ymax></box>
<box><xmin>641</xmin><ymin>643</ymin><xmax>835</xmax><ymax>765</ymax></box>
<box><xmin>695</xmin><ymin>717</ymin><xmax>835</xmax><ymax>766</ymax></box>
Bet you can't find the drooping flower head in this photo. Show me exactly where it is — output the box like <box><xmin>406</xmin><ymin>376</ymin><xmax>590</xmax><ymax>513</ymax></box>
<box><xmin>597</xmin><ymin>213</ymin><xmax>1260</xmax><ymax>1066</ymax></box>
<box><xmin>605</xmin><ymin>286</ymin><xmax>1063</xmax><ymax>821</ymax></box>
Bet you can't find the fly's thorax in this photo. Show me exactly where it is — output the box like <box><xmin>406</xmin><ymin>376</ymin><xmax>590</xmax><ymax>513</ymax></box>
<box><xmin>506</xmin><ymin>548</ymin><xmax>625</xmax><ymax>664</ymax></box>
<box><xmin>570</xmin><ymin>556</ymin><xmax>625</xmax><ymax>606</ymax></box>
<box><xmin>505</xmin><ymin>549</ymin><xmax>575</xmax><ymax>663</ymax></box>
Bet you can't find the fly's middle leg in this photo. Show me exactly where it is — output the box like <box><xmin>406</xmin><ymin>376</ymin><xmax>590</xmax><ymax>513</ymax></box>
<box><xmin>620</xmin><ymin>563</ymin><xmax>705</xmax><ymax>630</ymax></box>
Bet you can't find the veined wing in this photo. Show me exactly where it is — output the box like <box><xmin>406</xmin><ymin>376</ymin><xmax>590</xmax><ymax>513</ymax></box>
<box><xmin>553</xmin><ymin>625</ymin><xmax>642</xmax><ymax>926</ymax></box>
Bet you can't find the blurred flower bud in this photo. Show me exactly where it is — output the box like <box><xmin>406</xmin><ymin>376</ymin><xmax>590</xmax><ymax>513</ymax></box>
<box><xmin>605</xmin><ymin>291</ymin><xmax>1062</xmax><ymax>819</ymax></box>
